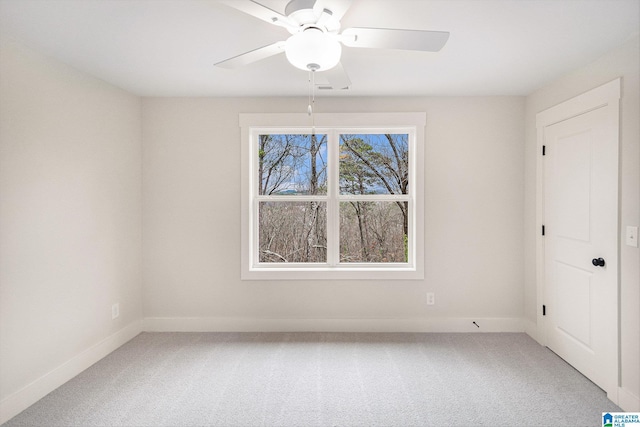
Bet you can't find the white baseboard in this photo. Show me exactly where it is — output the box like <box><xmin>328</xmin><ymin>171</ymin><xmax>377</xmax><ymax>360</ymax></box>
<box><xmin>524</xmin><ymin>318</ymin><xmax>543</xmax><ymax>345</ymax></box>
<box><xmin>142</xmin><ymin>316</ymin><xmax>525</xmax><ymax>333</ymax></box>
<box><xmin>0</xmin><ymin>320</ymin><xmax>142</xmax><ymax>425</ymax></box>
<box><xmin>618</xmin><ymin>386</ymin><xmax>640</xmax><ymax>411</ymax></box>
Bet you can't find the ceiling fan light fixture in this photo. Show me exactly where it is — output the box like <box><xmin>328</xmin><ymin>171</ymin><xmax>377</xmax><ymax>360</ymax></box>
<box><xmin>285</xmin><ymin>27</ymin><xmax>341</xmax><ymax>71</ymax></box>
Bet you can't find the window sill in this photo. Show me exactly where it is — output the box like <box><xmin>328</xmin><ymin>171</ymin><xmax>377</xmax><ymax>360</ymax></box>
<box><xmin>241</xmin><ymin>265</ymin><xmax>424</xmax><ymax>281</ymax></box>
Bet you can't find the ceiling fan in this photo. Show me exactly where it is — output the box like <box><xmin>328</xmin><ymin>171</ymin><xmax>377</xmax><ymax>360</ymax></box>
<box><xmin>215</xmin><ymin>0</ymin><xmax>450</xmax><ymax>90</ymax></box>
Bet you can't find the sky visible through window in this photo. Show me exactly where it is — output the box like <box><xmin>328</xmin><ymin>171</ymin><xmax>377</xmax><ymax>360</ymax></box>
<box><xmin>339</xmin><ymin>133</ymin><xmax>408</xmax><ymax>196</ymax></box>
<box><xmin>258</xmin><ymin>133</ymin><xmax>408</xmax><ymax>196</ymax></box>
<box><xmin>258</xmin><ymin>133</ymin><xmax>327</xmax><ymax>196</ymax></box>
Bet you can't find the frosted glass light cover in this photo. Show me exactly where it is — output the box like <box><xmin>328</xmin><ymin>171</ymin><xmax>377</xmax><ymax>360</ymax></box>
<box><xmin>285</xmin><ymin>29</ymin><xmax>341</xmax><ymax>71</ymax></box>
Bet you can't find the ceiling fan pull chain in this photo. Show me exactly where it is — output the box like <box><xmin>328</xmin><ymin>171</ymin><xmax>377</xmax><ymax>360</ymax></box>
<box><xmin>307</xmin><ymin>69</ymin><xmax>313</xmax><ymax>116</ymax></box>
<box><xmin>311</xmin><ymin>69</ymin><xmax>316</xmax><ymax>133</ymax></box>
<box><xmin>307</xmin><ymin>68</ymin><xmax>316</xmax><ymax>134</ymax></box>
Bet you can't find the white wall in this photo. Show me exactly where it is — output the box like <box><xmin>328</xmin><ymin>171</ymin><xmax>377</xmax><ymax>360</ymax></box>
<box><xmin>0</xmin><ymin>39</ymin><xmax>143</xmax><ymax>416</ymax></box>
<box><xmin>524</xmin><ymin>36</ymin><xmax>640</xmax><ymax>409</ymax></box>
<box><xmin>142</xmin><ymin>96</ymin><xmax>525</xmax><ymax>330</ymax></box>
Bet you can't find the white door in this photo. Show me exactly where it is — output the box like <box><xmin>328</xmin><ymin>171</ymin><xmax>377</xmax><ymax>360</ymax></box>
<box><xmin>543</xmin><ymin>105</ymin><xmax>618</xmax><ymax>394</ymax></box>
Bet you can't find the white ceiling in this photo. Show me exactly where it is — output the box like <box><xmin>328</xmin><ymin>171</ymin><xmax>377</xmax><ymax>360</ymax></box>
<box><xmin>1</xmin><ymin>0</ymin><xmax>638</xmax><ymax>97</ymax></box>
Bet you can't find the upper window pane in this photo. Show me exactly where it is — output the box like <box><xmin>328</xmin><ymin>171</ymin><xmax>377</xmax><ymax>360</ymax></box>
<box><xmin>258</xmin><ymin>134</ymin><xmax>327</xmax><ymax>195</ymax></box>
<box><xmin>339</xmin><ymin>134</ymin><xmax>409</xmax><ymax>195</ymax></box>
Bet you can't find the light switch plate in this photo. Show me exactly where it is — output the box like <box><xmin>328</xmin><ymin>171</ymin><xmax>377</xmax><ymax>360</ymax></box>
<box><xmin>626</xmin><ymin>226</ymin><xmax>638</xmax><ymax>248</ymax></box>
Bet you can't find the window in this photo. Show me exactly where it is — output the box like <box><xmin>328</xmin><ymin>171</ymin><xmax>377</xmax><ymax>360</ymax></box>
<box><xmin>240</xmin><ymin>113</ymin><xmax>425</xmax><ymax>280</ymax></box>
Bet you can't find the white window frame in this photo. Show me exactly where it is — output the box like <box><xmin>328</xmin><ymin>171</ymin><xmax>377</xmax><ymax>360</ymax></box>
<box><xmin>240</xmin><ymin>112</ymin><xmax>425</xmax><ymax>280</ymax></box>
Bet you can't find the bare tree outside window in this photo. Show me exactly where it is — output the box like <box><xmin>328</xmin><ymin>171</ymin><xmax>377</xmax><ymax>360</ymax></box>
<box><xmin>258</xmin><ymin>134</ymin><xmax>327</xmax><ymax>196</ymax></box>
<box><xmin>339</xmin><ymin>201</ymin><xmax>405</xmax><ymax>262</ymax></box>
<box><xmin>259</xmin><ymin>201</ymin><xmax>327</xmax><ymax>262</ymax></box>
<box><xmin>255</xmin><ymin>131</ymin><xmax>410</xmax><ymax>265</ymax></box>
<box><xmin>339</xmin><ymin>134</ymin><xmax>409</xmax><ymax>262</ymax></box>
<box><xmin>258</xmin><ymin>134</ymin><xmax>327</xmax><ymax>262</ymax></box>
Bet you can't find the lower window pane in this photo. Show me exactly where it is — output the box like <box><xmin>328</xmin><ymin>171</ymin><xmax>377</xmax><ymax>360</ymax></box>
<box><xmin>259</xmin><ymin>201</ymin><xmax>327</xmax><ymax>263</ymax></box>
<box><xmin>340</xmin><ymin>201</ymin><xmax>408</xmax><ymax>263</ymax></box>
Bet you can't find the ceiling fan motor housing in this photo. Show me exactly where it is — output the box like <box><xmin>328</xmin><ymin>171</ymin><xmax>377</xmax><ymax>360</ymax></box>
<box><xmin>285</xmin><ymin>0</ymin><xmax>318</xmax><ymax>25</ymax></box>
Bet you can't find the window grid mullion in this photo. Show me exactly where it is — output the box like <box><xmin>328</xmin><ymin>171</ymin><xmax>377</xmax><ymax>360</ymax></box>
<box><xmin>327</xmin><ymin>130</ymin><xmax>340</xmax><ymax>266</ymax></box>
<box><xmin>256</xmin><ymin>195</ymin><xmax>328</xmax><ymax>202</ymax></box>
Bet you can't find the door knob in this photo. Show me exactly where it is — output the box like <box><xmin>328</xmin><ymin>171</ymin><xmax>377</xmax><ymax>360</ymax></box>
<box><xmin>592</xmin><ymin>257</ymin><xmax>605</xmax><ymax>267</ymax></box>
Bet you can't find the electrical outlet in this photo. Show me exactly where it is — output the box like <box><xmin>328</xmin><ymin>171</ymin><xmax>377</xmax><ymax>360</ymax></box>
<box><xmin>426</xmin><ymin>292</ymin><xmax>435</xmax><ymax>305</ymax></box>
<box><xmin>111</xmin><ymin>303</ymin><xmax>120</xmax><ymax>320</ymax></box>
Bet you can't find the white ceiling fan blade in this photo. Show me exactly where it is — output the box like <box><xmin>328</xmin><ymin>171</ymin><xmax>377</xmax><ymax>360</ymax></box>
<box><xmin>215</xmin><ymin>41</ymin><xmax>286</xmax><ymax>68</ymax></box>
<box><xmin>218</xmin><ymin>0</ymin><xmax>295</xmax><ymax>30</ymax></box>
<box><xmin>341</xmin><ymin>28</ymin><xmax>450</xmax><ymax>52</ymax></box>
<box><xmin>315</xmin><ymin>0</ymin><xmax>353</xmax><ymax>22</ymax></box>
<box><xmin>318</xmin><ymin>61</ymin><xmax>351</xmax><ymax>90</ymax></box>
<box><xmin>315</xmin><ymin>8</ymin><xmax>333</xmax><ymax>28</ymax></box>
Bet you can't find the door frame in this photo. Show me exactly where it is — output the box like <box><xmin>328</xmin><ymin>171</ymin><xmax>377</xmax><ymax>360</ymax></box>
<box><xmin>535</xmin><ymin>78</ymin><xmax>621</xmax><ymax>401</ymax></box>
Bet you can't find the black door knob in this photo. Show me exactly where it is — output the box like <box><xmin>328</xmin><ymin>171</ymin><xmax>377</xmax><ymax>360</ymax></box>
<box><xmin>592</xmin><ymin>258</ymin><xmax>605</xmax><ymax>267</ymax></box>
